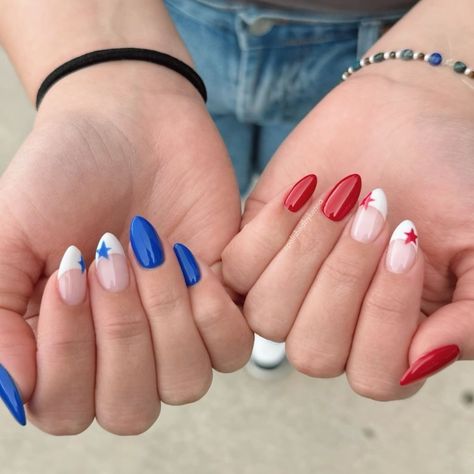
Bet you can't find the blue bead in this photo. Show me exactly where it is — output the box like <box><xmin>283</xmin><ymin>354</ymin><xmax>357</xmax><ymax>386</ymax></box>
<box><xmin>173</xmin><ymin>243</ymin><xmax>201</xmax><ymax>287</ymax></box>
<box><xmin>130</xmin><ymin>215</ymin><xmax>165</xmax><ymax>268</ymax></box>
<box><xmin>428</xmin><ymin>53</ymin><xmax>443</xmax><ymax>66</ymax></box>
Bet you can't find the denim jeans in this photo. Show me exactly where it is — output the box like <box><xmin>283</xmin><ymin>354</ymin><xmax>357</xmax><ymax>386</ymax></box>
<box><xmin>164</xmin><ymin>0</ymin><xmax>409</xmax><ymax>193</ymax></box>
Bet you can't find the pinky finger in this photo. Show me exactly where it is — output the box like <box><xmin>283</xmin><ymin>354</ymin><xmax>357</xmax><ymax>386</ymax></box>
<box><xmin>174</xmin><ymin>244</ymin><xmax>254</xmax><ymax>373</ymax></box>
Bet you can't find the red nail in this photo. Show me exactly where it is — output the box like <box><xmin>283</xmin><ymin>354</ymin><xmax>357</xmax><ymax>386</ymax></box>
<box><xmin>321</xmin><ymin>174</ymin><xmax>362</xmax><ymax>221</ymax></box>
<box><xmin>400</xmin><ymin>344</ymin><xmax>460</xmax><ymax>386</ymax></box>
<box><xmin>284</xmin><ymin>174</ymin><xmax>318</xmax><ymax>212</ymax></box>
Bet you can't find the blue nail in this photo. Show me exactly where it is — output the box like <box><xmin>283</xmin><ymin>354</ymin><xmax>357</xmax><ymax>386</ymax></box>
<box><xmin>130</xmin><ymin>216</ymin><xmax>165</xmax><ymax>268</ymax></box>
<box><xmin>0</xmin><ymin>364</ymin><xmax>26</xmax><ymax>426</ymax></box>
<box><xmin>173</xmin><ymin>243</ymin><xmax>201</xmax><ymax>287</ymax></box>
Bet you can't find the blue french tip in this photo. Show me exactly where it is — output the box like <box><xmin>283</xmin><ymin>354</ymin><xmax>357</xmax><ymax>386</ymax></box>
<box><xmin>129</xmin><ymin>215</ymin><xmax>165</xmax><ymax>268</ymax></box>
<box><xmin>173</xmin><ymin>243</ymin><xmax>201</xmax><ymax>287</ymax></box>
<box><xmin>0</xmin><ymin>364</ymin><xmax>26</xmax><ymax>426</ymax></box>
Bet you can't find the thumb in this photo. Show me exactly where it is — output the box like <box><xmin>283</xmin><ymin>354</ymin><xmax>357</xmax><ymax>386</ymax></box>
<box><xmin>401</xmin><ymin>260</ymin><xmax>474</xmax><ymax>386</ymax></box>
<box><xmin>0</xmin><ymin>226</ymin><xmax>40</xmax><ymax>425</ymax></box>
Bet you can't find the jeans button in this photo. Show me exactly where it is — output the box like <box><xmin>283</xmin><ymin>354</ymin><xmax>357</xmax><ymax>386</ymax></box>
<box><xmin>247</xmin><ymin>18</ymin><xmax>274</xmax><ymax>36</ymax></box>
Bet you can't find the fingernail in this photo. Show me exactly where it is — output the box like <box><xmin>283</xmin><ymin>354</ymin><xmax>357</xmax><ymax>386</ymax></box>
<box><xmin>321</xmin><ymin>173</ymin><xmax>362</xmax><ymax>221</ymax></box>
<box><xmin>400</xmin><ymin>344</ymin><xmax>460</xmax><ymax>386</ymax></box>
<box><xmin>57</xmin><ymin>245</ymin><xmax>87</xmax><ymax>305</ymax></box>
<box><xmin>386</xmin><ymin>220</ymin><xmax>418</xmax><ymax>274</ymax></box>
<box><xmin>351</xmin><ymin>188</ymin><xmax>387</xmax><ymax>243</ymax></box>
<box><xmin>95</xmin><ymin>232</ymin><xmax>129</xmax><ymax>292</ymax></box>
<box><xmin>0</xmin><ymin>364</ymin><xmax>26</xmax><ymax>426</ymax></box>
<box><xmin>283</xmin><ymin>174</ymin><xmax>317</xmax><ymax>212</ymax></box>
<box><xmin>173</xmin><ymin>243</ymin><xmax>201</xmax><ymax>286</ymax></box>
<box><xmin>130</xmin><ymin>216</ymin><xmax>164</xmax><ymax>268</ymax></box>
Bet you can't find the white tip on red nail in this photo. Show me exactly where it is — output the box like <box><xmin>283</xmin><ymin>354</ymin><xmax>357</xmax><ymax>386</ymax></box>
<box><xmin>359</xmin><ymin>188</ymin><xmax>387</xmax><ymax>219</ymax></box>
<box><xmin>58</xmin><ymin>245</ymin><xmax>86</xmax><ymax>278</ymax></box>
<box><xmin>95</xmin><ymin>232</ymin><xmax>125</xmax><ymax>268</ymax></box>
<box><xmin>390</xmin><ymin>219</ymin><xmax>418</xmax><ymax>249</ymax></box>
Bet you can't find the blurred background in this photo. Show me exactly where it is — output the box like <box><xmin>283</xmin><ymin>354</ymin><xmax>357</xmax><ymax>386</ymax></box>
<box><xmin>1</xmin><ymin>48</ymin><xmax>474</xmax><ymax>474</ymax></box>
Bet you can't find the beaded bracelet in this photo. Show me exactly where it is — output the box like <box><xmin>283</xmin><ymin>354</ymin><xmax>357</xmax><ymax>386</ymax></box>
<box><xmin>341</xmin><ymin>49</ymin><xmax>474</xmax><ymax>81</ymax></box>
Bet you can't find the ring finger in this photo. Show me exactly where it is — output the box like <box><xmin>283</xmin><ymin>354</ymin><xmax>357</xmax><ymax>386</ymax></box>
<box><xmin>286</xmin><ymin>188</ymin><xmax>389</xmax><ymax>377</ymax></box>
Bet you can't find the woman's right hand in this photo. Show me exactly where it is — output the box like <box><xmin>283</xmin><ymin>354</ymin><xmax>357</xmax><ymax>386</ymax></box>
<box><xmin>0</xmin><ymin>61</ymin><xmax>252</xmax><ymax>434</ymax></box>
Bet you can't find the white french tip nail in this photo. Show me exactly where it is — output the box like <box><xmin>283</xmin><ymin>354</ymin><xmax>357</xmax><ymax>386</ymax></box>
<box><xmin>95</xmin><ymin>232</ymin><xmax>125</xmax><ymax>268</ymax></box>
<box><xmin>58</xmin><ymin>245</ymin><xmax>86</xmax><ymax>279</ymax></box>
<box><xmin>390</xmin><ymin>219</ymin><xmax>419</xmax><ymax>249</ymax></box>
<box><xmin>359</xmin><ymin>188</ymin><xmax>387</xmax><ymax>219</ymax></box>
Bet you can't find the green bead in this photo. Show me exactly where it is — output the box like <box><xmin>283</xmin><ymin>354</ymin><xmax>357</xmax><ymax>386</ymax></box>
<box><xmin>352</xmin><ymin>61</ymin><xmax>362</xmax><ymax>71</ymax></box>
<box><xmin>401</xmin><ymin>49</ymin><xmax>414</xmax><ymax>60</ymax></box>
<box><xmin>454</xmin><ymin>61</ymin><xmax>467</xmax><ymax>73</ymax></box>
<box><xmin>374</xmin><ymin>53</ymin><xmax>385</xmax><ymax>63</ymax></box>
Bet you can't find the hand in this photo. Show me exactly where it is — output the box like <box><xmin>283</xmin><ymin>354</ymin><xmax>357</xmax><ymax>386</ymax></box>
<box><xmin>0</xmin><ymin>62</ymin><xmax>252</xmax><ymax>434</ymax></box>
<box><xmin>222</xmin><ymin>64</ymin><xmax>474</xmax><ymax>400</ymax></box>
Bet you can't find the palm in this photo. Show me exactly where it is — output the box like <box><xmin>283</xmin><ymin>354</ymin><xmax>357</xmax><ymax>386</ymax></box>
<box><xmin>245</xmin><ymin>75</ymin><xmax>474</xmax><ymax>314</ymax></box>
<box><xmin>0</xmin><ymin>94</ymin><xmax>240</xmax><ymax>312</ymax></box>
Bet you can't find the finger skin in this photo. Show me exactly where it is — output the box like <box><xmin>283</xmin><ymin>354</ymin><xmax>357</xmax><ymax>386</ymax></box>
<box><xmin>27</xmin><ymin>270</ymin><xmax>95</xmax><ymax>435</ymax></box>
<box><xmin>189</xmin><ymin>261</ymin><xmax>254</xmax><ymax>373</ymax></box>
<box><xmin>222</xmin><ymin>177</ymin><xmax>316</xmax><ymax>296</ymax></box>
<box><xmin>346</xmin><ymin>247</ymin><xmax>425</xmax><ymax>401</ymax></box>
<box><xmin>286</xmin><ymin>217</ymin><xmax>389</xmax><ymax>378</ymax></box>
<box><xmin>128</xmin><ymin>219</ymin><xmax>212</xmax><ymax>405</ymax></box>
<box><xmin>88</xmin><ymin>259</ymin><xmax>160</xmax><ymax>435</ymax></box>
<box><xmin>244</xmin><ymin>175</ymin><xmax>361</xmax><ymax>342</ymax></box>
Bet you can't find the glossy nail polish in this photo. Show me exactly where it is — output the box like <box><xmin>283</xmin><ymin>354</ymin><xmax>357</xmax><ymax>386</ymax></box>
<box><xmin>321</xmin><ymin>174</ymin><xmax>362</xmax><ymax>221</ymax></box>
<box><xmin>0</xmin><ymin>364</ymin><xmax>26</xmax><ymax>426</ymax></box>
<box><xmin>284</xmin><ymin>174</ymin><xmax>317</xmax><ymax>212</ymax></box>
<box><xmin>130</xmin><ymin>216</ymin><xmax>164</xmax><ymax>268</ymax></box>
<box><xmin>386</xmin><ymin>220</ymin><xmax>418</xmax><ymax>274</ymax></box>
<box><xmin>57</xmin><ymin>245</ymin><xmax>87</xmax><ymax>305</ymax></box>
<box><xmin>351</xmin><ymin>188</ymin><xmax>387</xmax><ymax>243</ymax></box>
<box><xmin>400</xmin><ymin>344</ymin><xmax>460</xmax><ymax>386</ymax></box>
<box><xmin>173</xmin><ymin>243</ymin><xmax>201</xmax><ymax>286</ymax></box>
<box><xmin>95</xmin><ymin>232</ymin><xmax>129</xmax><ymax>292</ymax></box>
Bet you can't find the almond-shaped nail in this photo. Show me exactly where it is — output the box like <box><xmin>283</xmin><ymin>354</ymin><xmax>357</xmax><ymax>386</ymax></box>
<box><xmin>386</xmin><ymin>220</ymin><xmax>418</xmax><ymax>274</ymax></box>
<box><xmin>351</xmin><ymin>188</ymin><xmax>387</xmax><ymax>243</ymax></box>
<box><xmin>0</xmin><ymin>364</ymin><xmax>26</xmax><ymax>426</ymax></box>
<box><xmin>283</xmin><ymin>174</ymin><xmax>317</xmax><ymax>212</ymax></box>
<box><xmin>400</xmin><ymin>344</ymin><xmax>460</xmax><ymax>386</ymax></box>
<box><xmin>95</xmin><ymin>232</ymin><xmax>129</xmax><ymax>292</ymax></box>
<box><xmin>321</xmin><ymin>173</ymin><xmax>362</xmax><ymax>221</ymax></box>
<box><xmin>57</xmin><ymin>245</ymin><xmax>87</xmax><ymax>305</ymax></box>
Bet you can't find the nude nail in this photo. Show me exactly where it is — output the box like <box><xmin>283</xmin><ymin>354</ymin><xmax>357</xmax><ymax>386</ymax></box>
<box><xmin>351</xmin><ymin>188</ymin><xmax>387</xmax><ymax>243</ymax></box>
<box><xmin>57</xmin><ymin>245</ymin><xmax>87</xmax><ymax>305</ymax></box>
<box><xmin>95</xmin><ymin>232</ymin><xmax>129</xmax><ymax>292</ymax></box>
<box><xmin>386</xmin><ymin>220</ymin><xmax>418</xmax><ymax>274</ymax></box>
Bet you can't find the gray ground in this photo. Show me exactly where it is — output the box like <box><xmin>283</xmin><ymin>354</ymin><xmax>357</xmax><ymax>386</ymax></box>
<box><xmin>0</xmin><ymin>49</ymin><xmax>473</xmax><ymax>474</ymax></box>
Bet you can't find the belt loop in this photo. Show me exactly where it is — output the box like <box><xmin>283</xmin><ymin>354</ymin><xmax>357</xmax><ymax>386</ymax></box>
<box><xmin>356</xmin><ymin>19</ymin><xmax>382</xmax><ymax>60</ymax></box>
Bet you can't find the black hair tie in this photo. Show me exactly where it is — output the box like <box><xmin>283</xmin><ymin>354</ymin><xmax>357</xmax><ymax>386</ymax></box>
<box><xmin>36</xmin><ymin>47</ymin><xmax>207</xmax><ymax>109</ymax></box>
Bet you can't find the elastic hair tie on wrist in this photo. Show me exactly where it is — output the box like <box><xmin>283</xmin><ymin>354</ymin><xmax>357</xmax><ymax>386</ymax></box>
<box><xmin>341</xmin><ymin>48</ymin><xmax>474</xmax><ymax>81</ymax></box>
<box><xmin>35</xmin><ymin>47</ymin><xmax>207</xmax><ymax>109</ymax></box>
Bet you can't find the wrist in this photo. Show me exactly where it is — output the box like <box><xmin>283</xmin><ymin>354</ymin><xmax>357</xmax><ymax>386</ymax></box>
<box><xmin>352</xmin><ymin>0</ymin><xmax>474</xmax><ymax>110</ymax></box>
<box><xmin>35</xmin><ymin>59</ymin><xmax>205</xmax><ymax>126</ymax></box>
<box><xmin>0</xmin><ymin>0</ymin><xmax>192</xmax><ymax>103</ymax></box>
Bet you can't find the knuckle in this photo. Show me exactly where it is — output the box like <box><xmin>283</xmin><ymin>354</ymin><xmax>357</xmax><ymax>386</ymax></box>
<box><xmin>348</xmin><ymin>375</ymin><xmax>401</xmax><ymax>401</ymax></box>
<box><xmin>97</xmin><ymin>408</ymin><xmax>160</xmax><ymax>435</ymax></box>
<box><xmin>35</xmin><ymin>414</ymin><xmax>94</xmax><ymax>436</ymax></box>
<box><xmin>321</xmin><ymin>255</ymin><xmax>364</xmax><ymax>288</ymax></box>
<box><xmin>99</xmin><ymin>314</ymin><xmax>149</xmax><ymax>342</ymax></box>
<box><xmin>286</xmin><ymin>339</ymin><xmax>345</xmax><ymax>378</ymax></box>
<box><xmin>39</xmin><ymin>337</ymin><xmax>94</xmax><ymax>360</ymax></box>
<box><xmin>160</xmin><ymin>370</ymin><xmax>212</xmax><ymax>405</ymax></box>
<box><xmin>194</xmin><ymin>295</ymin><xmax>228</xmax><ymax>332</ymax></box>
<box><xmin>288</xmin><ymin>227</ymin><xmax>321</xmax><ymax>256</ymax></box>
<box><xmin>363</xmin><ymin>288</ymin><xmax>408</xmax><ymax>324</ymax></box>
<box><xmin>143</xmin><ymin>287</ymin><xmax>184</xmax><ymax>318</ymax></box>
